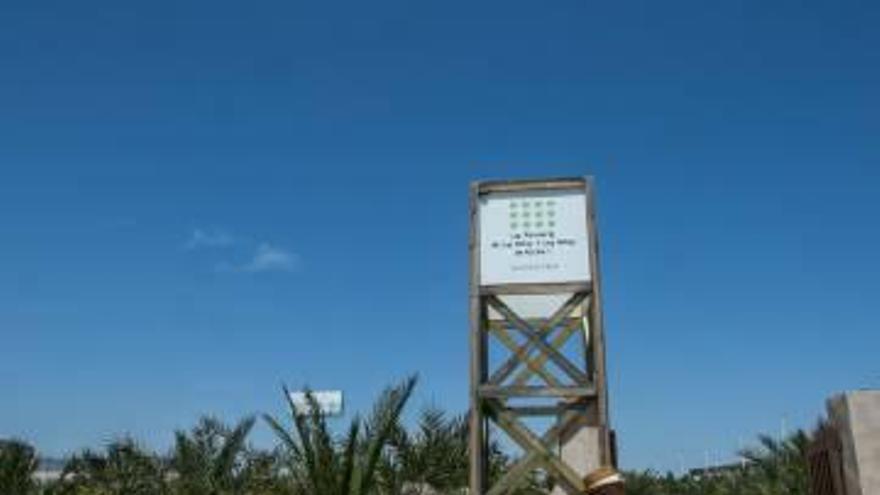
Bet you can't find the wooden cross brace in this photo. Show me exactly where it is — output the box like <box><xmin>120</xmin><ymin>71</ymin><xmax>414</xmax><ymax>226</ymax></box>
<box><xmin>486</xmin><ymin>292</ymin><xmax>591</xmax><ymax>387</ymax></box>
<box><xmin>485</xmin><ymin>399</ymin><xmax>587</xmax><ymax>495</ymax></box>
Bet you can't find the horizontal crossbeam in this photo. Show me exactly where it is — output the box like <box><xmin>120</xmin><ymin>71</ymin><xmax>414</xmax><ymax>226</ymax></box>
<box><xmin>497</xmin><ymin>402</ymin><xmax>593</xmax><ymax>417</ymax></box>
<box><xmin>477</xmin><ymin>177</ymin><xmax>586</xmax><ymax>195</ymax></box>
<box><xmin>480</xmin><ymin>282</ymin><xmax>591</xmax><ymax>295</ymax></box>
<box><xmin>478</xmin><ymin>385</ymin><xmax>596</xmax><ymax>399</ymax></box>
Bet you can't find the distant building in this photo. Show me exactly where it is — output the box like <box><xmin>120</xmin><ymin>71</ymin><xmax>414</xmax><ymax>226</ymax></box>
<box><xmin>688</xmin><ymin>461</ymin><xmax>751</xmax><ymax>480</ymax></box>
<box><xmin>34</xmin><ymin>458</ymin><xmax>64</xmax><ymax>483</ymax></box>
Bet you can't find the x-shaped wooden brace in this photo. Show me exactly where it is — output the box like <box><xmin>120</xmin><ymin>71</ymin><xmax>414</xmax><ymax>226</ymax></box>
<box><xmin>486</xmin><ymin>292</ymin><xmax>591</xmax><ymax>387</ymax></box>
<box><xmin>485</xmin><ymin>399</ymin><xmax>587</xmax><ymax>495</ymax></box>
<box><xmin>511</xmin><ymin>316</ymin><xmax>585</xmax><ymax>386</ymax></box>
<box><xmin>488</xmin><ymin>320</ymin><xmax>562</xmax><ymax>386</ymax></box>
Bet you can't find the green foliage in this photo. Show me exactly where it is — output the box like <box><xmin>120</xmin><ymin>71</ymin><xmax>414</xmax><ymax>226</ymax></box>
<box><xmin>0</xmin><ymin>439</ymin><xmax>39</xmax><ymax>495</ymax></box>
<box><xmin>738</xmin><ymin>430</ymin><xmax>810</xmax><ymax>495</ymax></box>
<box><xmin>263</xmin><ymin>375</ymin><xmax>418</xmax><ymax>495</ymax></box>
<box><xmin>169</xmin><ymin>416</ymin><xmax>256</xmax><ymax>495</ymax></box>
<box><xmin>379</xmin><ymin>408</ymin><xmax>469</xmax><ymax>494</ymax></box>
<box><xmin>58</xmin><ymin>438</ymin><xmax>168</xmax><ymax>495</ymax></box>
<box><xmin>623</xmin><ymin>430</ymin><xmax>811</xmax><ymax>495</ymax></box>
<box><xmin>3</xmin><ymin>379</ymin><xmax>814</xmax><ymax>495</ymax></box>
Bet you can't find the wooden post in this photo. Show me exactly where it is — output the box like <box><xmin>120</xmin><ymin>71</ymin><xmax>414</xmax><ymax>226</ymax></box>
<box><xmin>585</xmin><ymin>177</ymin><xmax>612</xmax><ymax>464</ymax></box>
<box><xmin>469</xmin><ymin>182</ymin><xmax>487</xmax><ymax>495</ymax></box>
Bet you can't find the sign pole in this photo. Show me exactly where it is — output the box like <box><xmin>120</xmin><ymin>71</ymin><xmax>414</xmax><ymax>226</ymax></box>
<box><xmin>469</xmin><ymin>182</ymin><xmax>487</xmax><ymax>494</ymax></box>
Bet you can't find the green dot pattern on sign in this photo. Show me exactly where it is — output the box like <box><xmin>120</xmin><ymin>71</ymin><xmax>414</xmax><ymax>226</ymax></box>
<box><xmin>508</xmin><ymin>198</ymin><xmax>557</xmax><ymax>231</ymax></box>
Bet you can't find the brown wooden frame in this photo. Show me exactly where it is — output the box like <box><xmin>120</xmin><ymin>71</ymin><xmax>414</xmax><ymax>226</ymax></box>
<box><xmin>469</xmin><ymin>177</ymin><xmax>612</xmax><ymax>495</ymax></box>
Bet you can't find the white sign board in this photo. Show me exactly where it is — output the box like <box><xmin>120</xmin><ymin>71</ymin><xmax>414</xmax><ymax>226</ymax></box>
<box><xmin>479</xmin><ymin>189</ymin><xmax>591</xmax><ymax>286</ymax></box>
<box><xmin>288</xmin><ymin>390</ymin><xmax>344</xmax><ymax>416</ymax></box>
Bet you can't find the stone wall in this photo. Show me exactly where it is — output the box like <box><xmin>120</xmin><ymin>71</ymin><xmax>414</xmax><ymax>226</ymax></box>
<box><xmin>827</xmin><ymin>390</ymin><xmax>880</xmax><ymax>495</ymax></box>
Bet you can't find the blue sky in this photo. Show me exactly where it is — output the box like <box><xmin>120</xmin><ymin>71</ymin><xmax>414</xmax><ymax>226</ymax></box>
<box><xmin>1</xmin><ymin>0</ymin><xmax>878</xmax><ymax>471</ymax></box>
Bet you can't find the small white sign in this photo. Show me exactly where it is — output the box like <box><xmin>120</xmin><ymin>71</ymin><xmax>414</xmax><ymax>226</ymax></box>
<box><xmin>479</xmin><ymin>189</ymin><xmax>591</xmax><ymax>286</ymax></box>
<box><xmin>288</xmin><ymin>390</ymin><xmax>344</xmax><ymax>416</ymax></box>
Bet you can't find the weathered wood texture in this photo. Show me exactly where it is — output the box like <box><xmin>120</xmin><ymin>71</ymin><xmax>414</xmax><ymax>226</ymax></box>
<box><xmin>585</xmin><ymin>178</ymin><xmax>612</xmax><ymax>464</ymax></box>
<box><xmin>469</xmin><ymin>177</ymin><xmax>612</xmax><ymax>495</ymax></box>
<box><xmin>478</xmin><ymin>177</ymin><xmax>586</xmax><ymax>194</ymax></box>
<box><xmin>480</xmin><ymin>282</ymin><xmax>591</xmax><ymax>295</ymax></box>
<box><xmin>808</xmin><ymin>423</ymin><xmax>847</xmax><ymax>495</ymax></box>
<box><xmin>468</xmin><ymin>182</ymin><xmax>486</xmax><ymax>495</ymax></box>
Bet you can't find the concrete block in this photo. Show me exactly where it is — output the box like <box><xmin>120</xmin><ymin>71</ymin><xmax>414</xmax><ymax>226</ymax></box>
<box><xmin>550</xmin><ymin>415</ymin><xmax>603</xmax><ymax>495</ymax></box>
<box><xmin>827</xmin><ymin>390</ymin><xmax>880</xmax><ymax>495</ymax></box>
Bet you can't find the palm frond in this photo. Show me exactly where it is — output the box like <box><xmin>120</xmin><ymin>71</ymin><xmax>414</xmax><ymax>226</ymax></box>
<box><xmin>358</xmin><ymin>374</ymin><xmax>418</xmax><ymax>494</ymax></box>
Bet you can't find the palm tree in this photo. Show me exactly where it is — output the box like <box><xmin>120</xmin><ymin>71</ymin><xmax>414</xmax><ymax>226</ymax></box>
<box><xmin>620</xmin><ymin>430</ymin><xmax>811</xmax><ymax>495</ymax></box>
<box><xmin>59</xmin><ymin>438</ymin><xmax>168</xmax><ymax>495</ymax></box>
<box><xmin>739</xmin><ymin>430</ymin><xmax>809</xmax><ymax>495</ymax></box>
<box><xmin>379</xmin><ymin>408</ymin><xmax>469</xmax><ymax>494</ymax></box>
<box><xmin>169</xmin><ymin>416</ymin><xmax>256</xmax><ymax>495</ymax></box>
<box><xmin>234</xmin><ymin>449</ymin><xmax>296</xmax><ymax>495</ymax></box>
<box><xmin>264</xmin><ymin>375</ymin><xmax>417</xmax><ymax>495</ymax></box>
<box><xmin>0</xmin><ymin>439</ymin><xmax>39</xmax><ymax>495</ymax></box>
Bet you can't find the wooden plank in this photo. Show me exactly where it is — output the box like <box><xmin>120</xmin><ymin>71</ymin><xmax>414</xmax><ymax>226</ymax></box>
<box><xmin>488</xmin><ymin>317</ymin><xmax>582</xmax><ymax>326</ymax></box>
<box><xmin>477</xmin><ymin>177</ymin><xmax>587</xmax><ymax>195</ymax></box>
<box><xmin>513</xmin><ymin>316</ymin><xmax>584</xmax><ymax>386</ymax></box>
<box><xmin>585</xmin><ymin>177</ymin><xmax>611</xmax><ymax>465</ymax></box>
<box><xmin>468</xmin><ymin>181</ymin><xmax>487</xmax><ymax>495</ymax></box>
<box><xmin>479</xmin><ymin>385</ymin><xmax>596</xmax><ymax>398</ymax></box>
<box><xmin>502</xmin><ymin>403</ymin><xmax>589</xmax><ymax>417</ymax></box>
<box><xmin>488</xmin><ymin>402</ymin><xmax>587</xmax><ymax>492</ymax></box>
<box><xmin>487</xmin><ymin>324</ymin><xmax>561</xmax><ymax>387</ymax></box>
<box><xmin>486</xmin><ymin>451</ymin><xmax>542</xmax><ymax>495</ymax></box>
<box><xmin>488</xmin><ymin>292</ymin><xmax>589</xmax><ymax>385</ymax></box>
<box><xmin>479</xmin><ymin>282</ymin><xmax>591</xmax><ymax>295</ymax></box>
<box><xmin>488</xmin><ymin>296</ymin><xmax>590</xmax><ymax>386</ymax></box>
<box><xmin>487</xmin><ymin>409</ymin><xmax>587</xmax><ymax>495</ymax></box>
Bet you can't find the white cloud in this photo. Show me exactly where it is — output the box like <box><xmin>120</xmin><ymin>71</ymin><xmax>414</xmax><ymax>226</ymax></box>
<box><xmin>242</xmin><ymin>243</ymin><xmax>299</xmax><ymax>272</ymax></box>
<box><xmin>215</xmin><ymin>243</ymin><xmax>299</xmax><ymax>273</ymax></box>
<box><xmin>184</xmin><ymin>229</ymin><xmax>235</xmax><ymax>250</ymax></box>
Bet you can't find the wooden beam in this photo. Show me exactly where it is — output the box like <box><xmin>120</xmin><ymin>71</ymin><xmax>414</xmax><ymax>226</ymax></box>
<box><xmin>477</xmin><ymin>177</ymin><xmax>587</xmax><ymax>195</ymax></box>
<box><xmin>486</xmin><ymin>400</ymin><xmax>583</xmax><ymax>495</ymax></box>
<box><xmin>486</xmin><ymin>452</ymin><xmax>541</xmax><ymax>495</ymax></box>
<box><xmin>501</xmin><ymin>403</ymin><xmax>592</xmax><ymax>417</ymax></box>
<box><xmin>513</xmin><ymin>317</ymin><xmax>584</xmax><ymax>386</ymax></box>
<box><xmin>488</xmin><ymin>325</ymin><xmax>561</xmax><ymax>387</ymax></box>
<box><xmin>488</xmin><ymin>317</ymin><xmax>582</xmax><ymax>326</ymax></box>
<box><xmin>488</xmin><ymin>296</ymin><xmax>590</xmax><ymax>386</ymax></box>
<box><xmin>479</xmin><ymin>282</ymin><xmax>591</xmax><ymax>296</ymax></box>
<box><xmin>468</xmin><ymin>181</ymin><xmax>487</xmax><ymax>495</ymax></box>
<box><xmin>479</xmin><ymin>385</ymin><xmax>596</xmax><ymax>398</ymax></box>
<box><xmin>585</xmin><ymin>178</ymin><xmax>611</xmax><ymax>465</ymax></box>
<box><xmin>488</xmin><ymin>292</ymin><xmax>589</xmax><ymax>385</ymax></box>
<box><xmin>488</xmin><ymin>402</ymin><xmax>587</xmax><ymax>492</ymax></box>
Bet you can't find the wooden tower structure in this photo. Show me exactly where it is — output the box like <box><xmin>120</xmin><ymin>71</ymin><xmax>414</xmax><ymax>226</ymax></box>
<box><xmin>469</xmin><ymin>177</ymin><xmax>612</xmax><ymax>494</ymax></box>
